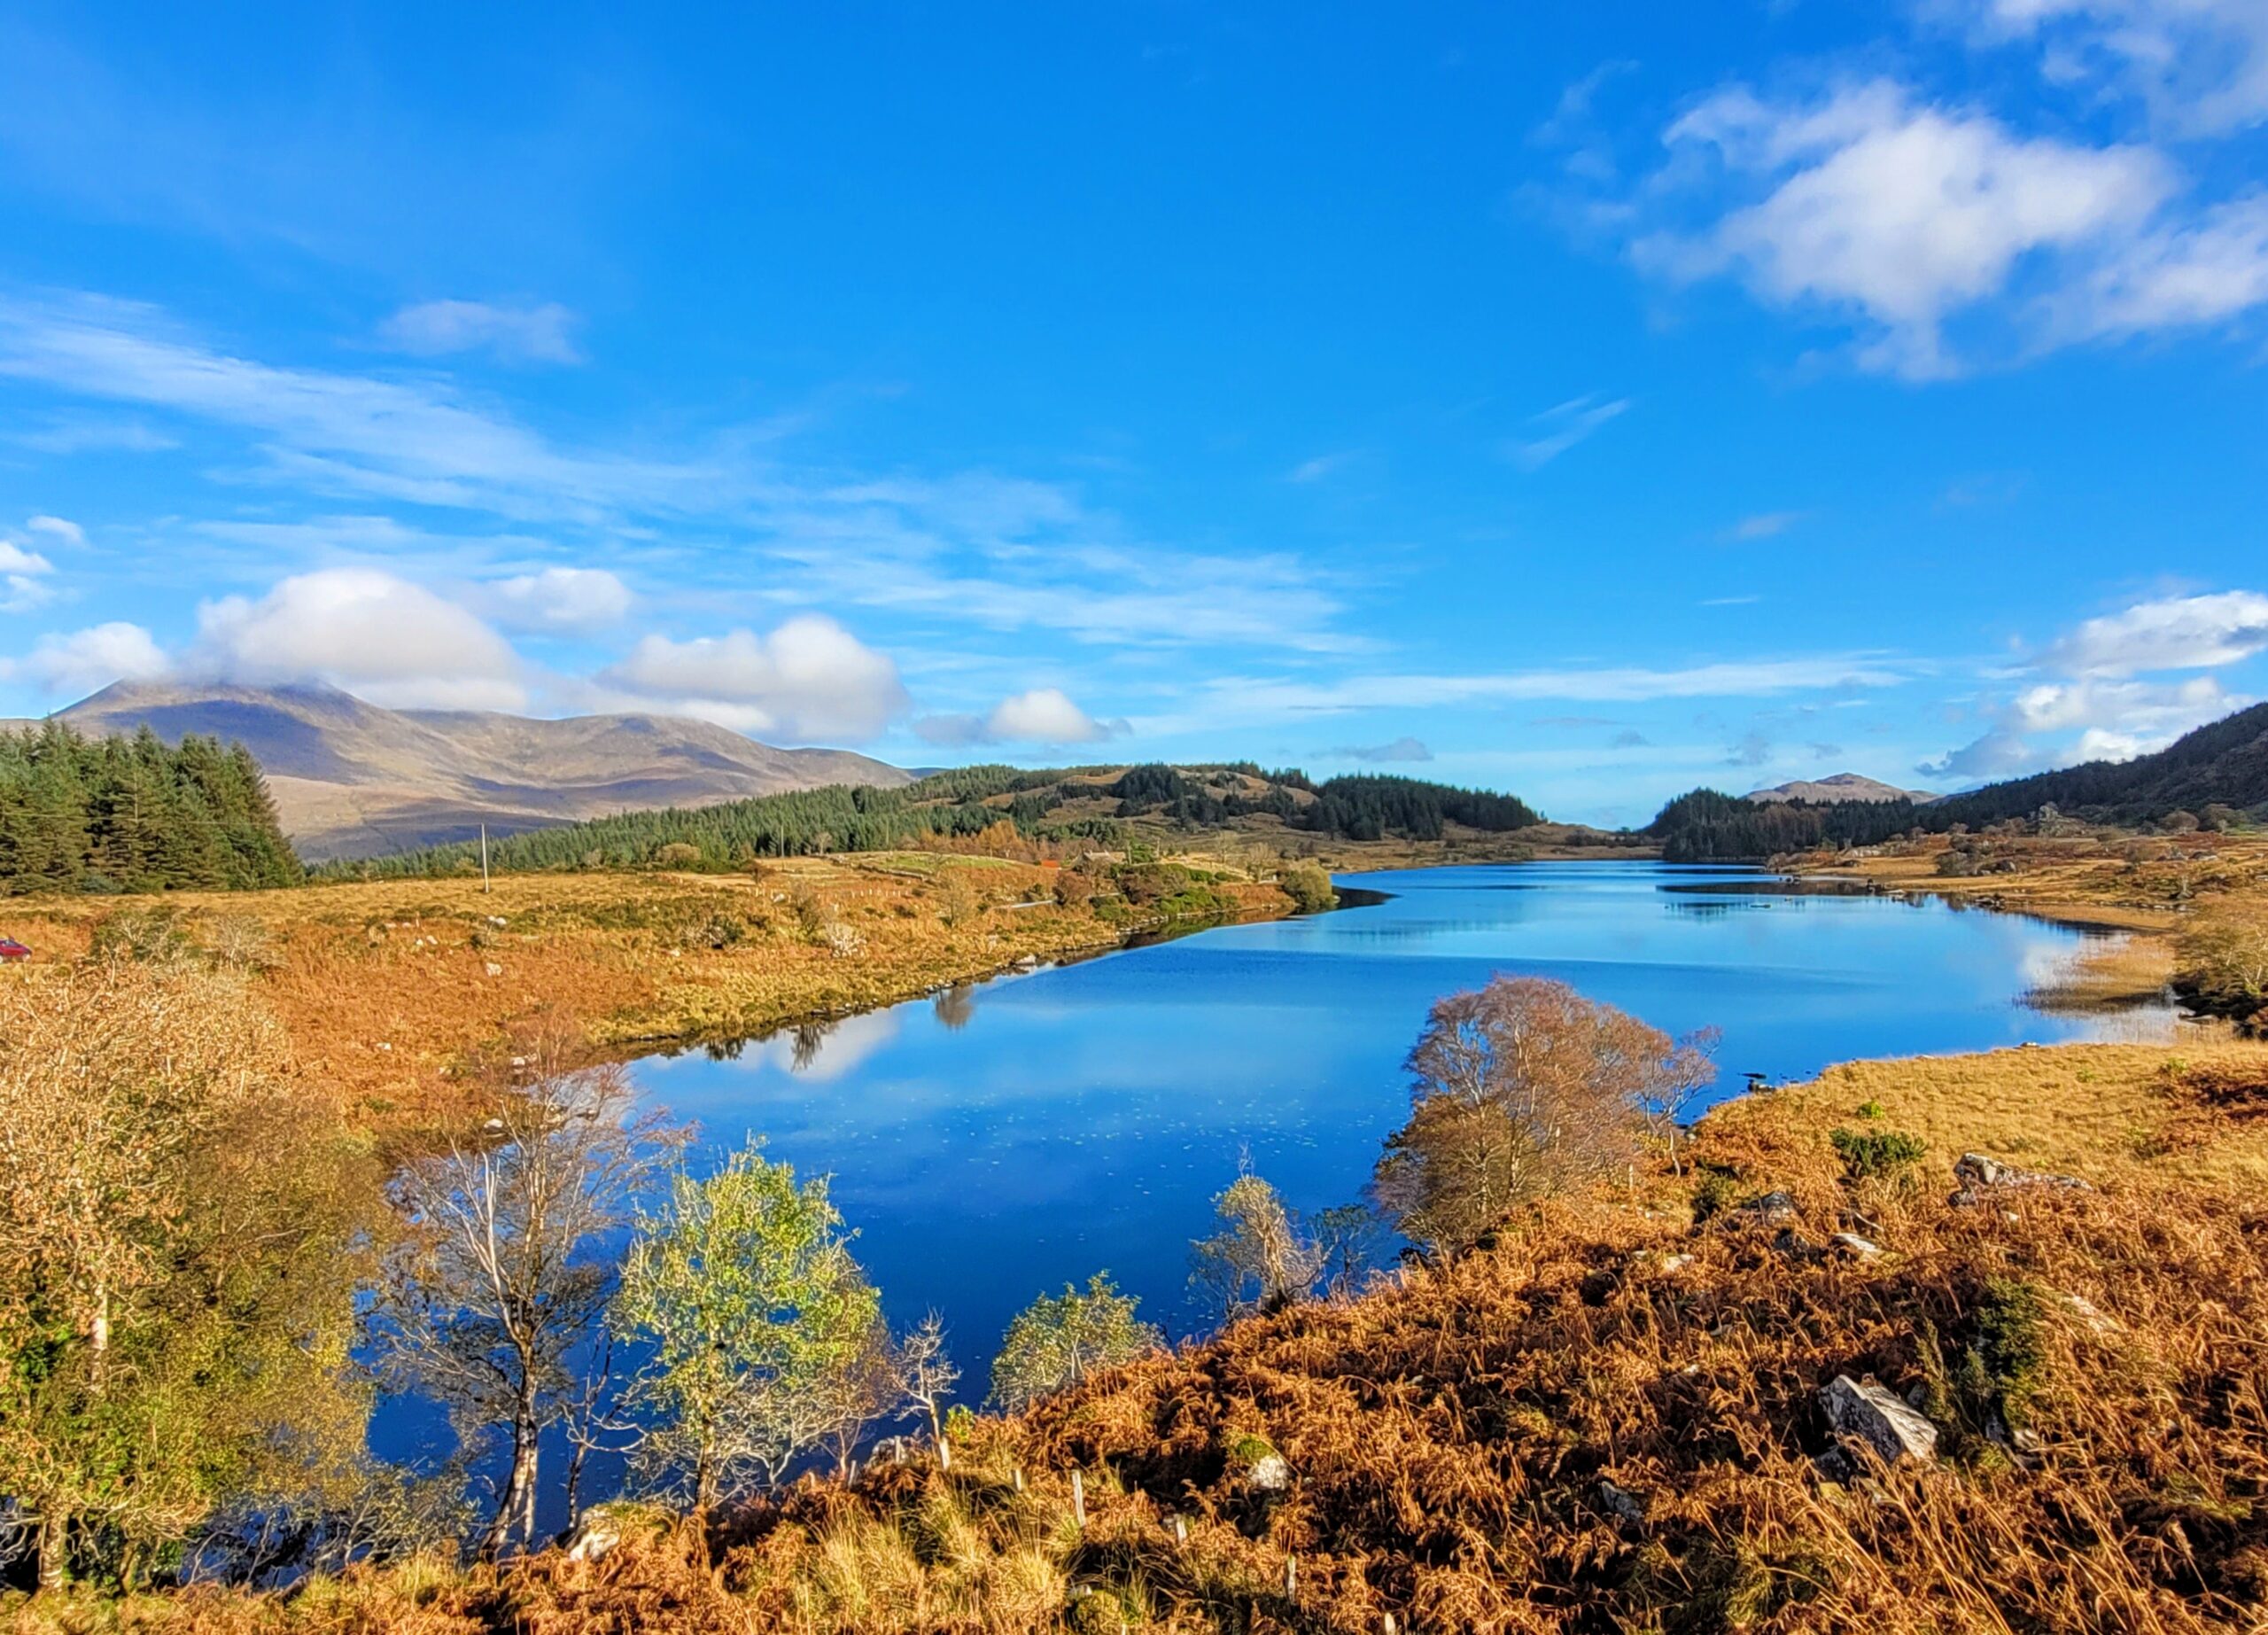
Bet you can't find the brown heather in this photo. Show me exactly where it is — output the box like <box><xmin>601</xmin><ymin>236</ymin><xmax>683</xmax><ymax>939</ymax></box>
<box><xmin>19</xmin><ymin>1037</ymin><xmax>2268</xmax><ymax>1634</ymax></box>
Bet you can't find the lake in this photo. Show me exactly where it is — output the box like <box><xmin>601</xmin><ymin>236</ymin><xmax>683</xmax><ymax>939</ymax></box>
<box><xmin>633</xmin><ymin>860</ymin><xmax>2172</xmax><ymax>1366</ymax></box>
<box><xmin>375</xmin><ymin>859</ymin><xmax>2178</xmax><ymax>1522</ymax></box>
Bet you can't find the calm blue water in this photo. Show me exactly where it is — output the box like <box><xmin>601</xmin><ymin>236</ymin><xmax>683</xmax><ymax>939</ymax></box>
<box><xmin>633</xmin><ymin>860</ymin><xmax>2169</xmax><ymax>1362</ymax></box>
<box><xmin>373</xmin><ymin>860</ymin><xmax>2173</xmax><ymax>1525</ymax></box>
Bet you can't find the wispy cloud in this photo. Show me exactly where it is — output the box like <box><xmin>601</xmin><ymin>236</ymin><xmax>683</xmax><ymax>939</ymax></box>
<box><xmin>1720</xmin><ymin>510</ymin><xmax>1805</xmax><ymax>541</ymax></box>
<box><xmin>1327</xmin><ymin>736</ymin><xmax>1434</xmax><ymax>763</ymax></box>
<box><xmin>1138</xmin><ymin>653</ymin><xmax>1915</xmax><ymax>736</ymax></box>
<box><xmin>1509</xmin><ymin>393</ymin><xmax>1630</xmax><ymax>470</ymax></box>
<box><xmin>1285</xmin><ymin>450</ymin><xmax>1358</xmax><ymax>483</ymax></box>
<box><xmin>377</xmin><ymin>300</ymin><xmax>584</xmax><ymax>365</ymax></box>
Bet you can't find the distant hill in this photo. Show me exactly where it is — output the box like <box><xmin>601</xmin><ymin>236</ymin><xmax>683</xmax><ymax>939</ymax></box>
<box><xmin>323</xmin><ymin>762</ymin><xmax>1553</xmax><ymax>878</ymax></box>
<box><xmin>1748</xmin><ymin>773</ymin><xmax>1936</xmax><ymax>805</ymax></box>
<box><xmin>1930</xmin><ymin>701</ymin><xmax>2268</xmax><ymax>827</ymax></box>
<box><xmin>1653</xmin><ymin>703</ymin><xmax>2268</xmax><ymax>860</ymax></box>
<box><xmin>49</xmin><ymin>682</ymin><xmax>911</xmax><ymax>860</ymax></box>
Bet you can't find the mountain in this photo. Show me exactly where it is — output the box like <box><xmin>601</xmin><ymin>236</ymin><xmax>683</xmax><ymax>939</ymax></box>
<box><xmin>1930</xmin><ymin>700</ymin><xmax>2268</xmax><ymax>827</ymax></box>
<box><xmin>50</xmin><ymin>681</ymin><xmax>912</xmax><ymax>860</ymax></box>
<box><xmin>1747</xmin><ymin>772</ymin><xmax>1937</xmax><ymax>805</ymax></box>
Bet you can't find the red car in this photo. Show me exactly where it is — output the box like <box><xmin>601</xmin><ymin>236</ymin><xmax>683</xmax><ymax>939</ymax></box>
<box><xmin>0</xmin><ymin>938</ymin><xmax>29</xmax><ymax>962</ymax></box>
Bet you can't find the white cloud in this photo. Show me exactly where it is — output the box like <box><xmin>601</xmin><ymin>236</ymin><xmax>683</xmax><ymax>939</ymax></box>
<box><xmin>1510</xmin><ymin>393</ymin><xmax>1630</xmax><ymax>469</ymax></box>
<box><xmin>1922</xmin><ymin>590</ymin><xmax>2264</xmax><ymax>775</ymax></box>
<box><xmin>0</xmin><ymin>531</ymin><xmax>56</xmax><ymax>611</ymax></box>
<box><xmin>1285</xmin><ymin>451</ymin><xmax>1357</xmax><ymax>483</ymax></box>
<box><xmin>377</xmin><ymin>299</ymin><xmax>584</xmax><ymax>365</ymax></box>
<box><xmin>1723</xmin><ymin>510</ymin><xmax>1806</xmax><ymax>541</ymax></box>
<box><xmin>914</xmin><ymin>687</ymin><xmax>1121</xmax><ymax>747</ymax></box>
<box><xmin>0</xmin><ymin>292</ymin><xmax>712</xmax><ymax>523</ymax></box>
<box><xmin>1329</xmin><ymin>736</ymin><xmax>1435</xmax><ymax>763</ymax></box>
<box><xmin>482</xmin><ymin>565</ymin><xmax>633</xmax><ymax>633</ymax></box>
<box><xmin>193</xmin><ymin>566</ymin><xmax>527</xmax><ymax>711</ymax></box>
<box><xmin>602</xmin><ymin>615</ymin><xmax>909</xmax><ymax>743</ymax></box>
<box><xmin>2060</xmin><ymin>192</ymin><xmax>2268</xmax><ymax>339</ymax></box>
<box><xmin>1137</xmin><ymin>654</ymin><xmax>1915</xmax><ymax>736</ymax></box>
<box><xmin>1639</xmin><ymin>81</ymin><xmax>2171</xmax><ymax>377</ymax></box>
<box><xmin>985</xmin><ymin>688</ymin><xmax>1115</xmax><ymax>744</ymax></box>
<box><xmin>1951</xmin><ymin>0</ymin><xmax>2268</xmax><ymax>134</ymax></box>
<box><xmin>0</xmin><ymin>620</ymin><xmax>167</xmax><ymax>696</ymax></box>
<box><xmin>2039</xmin><ymin>589</ymin><xmax>2268</xmax><ymax>674</ymax></box>
<box><xmin>25</xmin><ymin>514</ymin><xmax>83</xmax><ymax>546</ymax></box>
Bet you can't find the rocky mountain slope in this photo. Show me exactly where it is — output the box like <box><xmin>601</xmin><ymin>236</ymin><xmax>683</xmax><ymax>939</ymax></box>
<box><xmin>1749</xmin><ymin>772</ymin><xmax>1937</xmax><ymax>805</ymax></box>
<box><xmin>50</xmin><ymin>681</ymin><xmax>910</xmax><ymax>860</ymax></box>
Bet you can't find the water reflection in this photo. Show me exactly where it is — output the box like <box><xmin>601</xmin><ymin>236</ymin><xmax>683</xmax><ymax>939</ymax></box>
<box><xmin>634</xmin><ymin>860</ymin><xmax>2183</xmax><ymax>1387</ymax></box>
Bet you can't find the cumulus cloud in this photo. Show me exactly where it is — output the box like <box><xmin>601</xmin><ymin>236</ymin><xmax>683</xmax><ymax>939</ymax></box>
<box><xmin>1330</xmin><ymin>736</ymin><xmax>1435</xmax><ymax>763</ymax></box>
<box><xmin>377</xmin><ymin>299</ymin><xmax>583</xmax><ymax>365</ymax></box>
<box><xmin>0</xmin><ymin>621</ymin><xmax>167</xmax><ymax>696</ymax></box>
<box><xmin>194</xmin><ymin>567</ymin><xmax>527</xmax><ymax>711</ymax></box>
<box><xmin>1922</xmin><ymin>590</ymin><xmax>2263</xmax><ymax>776</ymax></box>
<box><xmin>481</xmin><ymin>565</ymin><xmax>633</xmax><ymax>633</ymax></box>
<box><xmin>1510</xmin><ymin>393</ymin><xmax>1630</xmax><ymax>469</ymax></box>
<box><xmin>602</xmin><ymin>615</ymin><xmax>910</xmax><ymax>743</ymax></box>
<box><xmin>1638</xmin><ymin>80</ymin><xmax>2171</xmax><ymax>377</ymax></box>
<box><xmin>915</xmin><ymin>687</ymin><xmax>1122</xmax><ymax>747</ymax></box>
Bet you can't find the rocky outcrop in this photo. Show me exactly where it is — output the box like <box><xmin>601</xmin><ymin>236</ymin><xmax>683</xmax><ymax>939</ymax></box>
<box><xmin>1820</xmin><ymin>1374</ymin><xmax>1938</xmax><ymax>1466</ymax></box>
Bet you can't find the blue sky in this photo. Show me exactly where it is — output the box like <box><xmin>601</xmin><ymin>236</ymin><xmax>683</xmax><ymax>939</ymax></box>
<box><xmin>0</xmin><ymin>2</ymin><xmax>2263</xmax><ymax>825</ymax></box>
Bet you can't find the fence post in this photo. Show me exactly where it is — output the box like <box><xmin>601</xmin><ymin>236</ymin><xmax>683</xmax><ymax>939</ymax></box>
<box><xmin>1284</xmin><ymin>1554</ymin><xmax>1297</xmax><ymax>1599</ymax></box>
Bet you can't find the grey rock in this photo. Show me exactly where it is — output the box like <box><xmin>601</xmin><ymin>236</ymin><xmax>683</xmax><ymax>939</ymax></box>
<box><xmin>1820</xmin><ymin>1374</ymin><xmax>1938</xmax><ymax>1466</ymax></box>
<box><xmin>1736</xmin><ymin>1190</ymin><xmax>1800</xmax><ymax>1225</ymax></box>
<box><xmin>1952</xmin><ymin>1152</ymin><xmax>2092</xmax><ymax>1199</ymax></box>
<box><xmin>1830</xmin><ymin>1232</ymin><xmax>1884</xmax><ymax>1260</ymax></box>
<box><xmin>1247</xmin><ymin>1452</ymin><xmax>1293</xmax><ymax>1491</ymax></box>
<box><xmin>1597</xmin><ymin>1478</ymin><xmax>1646</xmax><ymax>1523</ymax></box>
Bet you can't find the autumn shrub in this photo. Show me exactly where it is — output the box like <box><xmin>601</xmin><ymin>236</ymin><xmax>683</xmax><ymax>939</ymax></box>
<box><xmin>1829</xmin><ymin>1125</ymin><xmax>1929</xmax><ymax>1181</ymax></box>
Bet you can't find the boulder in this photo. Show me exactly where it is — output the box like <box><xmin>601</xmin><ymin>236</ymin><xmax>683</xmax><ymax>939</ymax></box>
<box><xmin>563</xmin><ymin>1500</ymin><xmax>671</xmax><ymax>1563</ymax></box>
<box><xmin>1820</xmin><ymin>1374</ymin><xmax>1938</xmax><ymax>1466</ymax></box>
<box><xmin>1597</xmin><ymin>1478</ymin><xmax>1646</xmax><ymax>1524</ymax></box>
<box><xmin>1773</xmin><ymin>1226</ymin><xmax>1827</xmax><ymax>1265</ymax></box>
<box><xmin>1734</xmin><ymin>1190</ymin><xmax>1799</xmax><ymax>1226</ymax></box>
<box><xmin>1247</xmin><ymin>1452</ymin><xmax>1293</xmax><ymax>1492</ymax></box>
<box><xmin>1949</xmin><ymin>1153</ymin><xmax>2092</xmax><ymax>1208</ymax></box>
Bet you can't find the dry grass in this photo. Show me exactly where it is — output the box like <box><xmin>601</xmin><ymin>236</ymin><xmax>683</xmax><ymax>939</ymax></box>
<box><xmin>2022</xmin><ymin>932</ymin><xmax>2179</xmax><ymax>1013</ymax></box>
<box><xmin>0</xmin><ymin>859</ymin><xmax>1298</xmax><ymax>1129</ymax></box>
<box><xmin>22</xmin><ymin>1037</ymin><xmax>2268</xmax><ymax>1633</ymax></box>
<box><xmin>1793</xmin><ymin>832</ymin><xmax>2268</xmax><ymax>933</ymax></box>
<box><xmin>1703</xmin><ymin>1037</ymin><xmax>2268</xmax><ymax>1200</ymax></box>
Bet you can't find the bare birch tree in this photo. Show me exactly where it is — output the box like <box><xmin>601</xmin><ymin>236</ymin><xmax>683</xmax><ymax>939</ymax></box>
<box><xmin>378</xmin><ymin>1036</ymin><xmax>680</xmax><ymax>1560</ymax></box>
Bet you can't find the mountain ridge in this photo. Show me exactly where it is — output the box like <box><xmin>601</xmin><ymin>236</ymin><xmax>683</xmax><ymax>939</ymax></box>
<box><xmin>43</xmin><ymin>681</ymin><xmax>911</xmax><ymax>860</ymax></box>
<box><xmin>1747</xmin><ymin>771</ymin><xmax>1937</xmax><ymax>805</ymax></box>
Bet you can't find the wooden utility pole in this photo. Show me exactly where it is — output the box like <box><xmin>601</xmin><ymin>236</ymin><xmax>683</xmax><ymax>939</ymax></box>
<box><xmin>480</xmin><ymin>823</ymin><xmax>491</xmax><ymax>893</ymax></box>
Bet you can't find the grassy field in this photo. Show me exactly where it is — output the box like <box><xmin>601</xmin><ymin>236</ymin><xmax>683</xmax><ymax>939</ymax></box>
<box><xmin>23</xmin><ymin>1029</ymin><xmax>2265</xmax><ymax>1633</ymax></box>
<box><xmin>0</xmin><ymin>853</ymin><xmax>1304</xmax><ymax>1128</ymax></box>
<box><xmin>11</xmin><ymin>836</ymin><xmax>2267</xmax><ymax>1631</ymax></box>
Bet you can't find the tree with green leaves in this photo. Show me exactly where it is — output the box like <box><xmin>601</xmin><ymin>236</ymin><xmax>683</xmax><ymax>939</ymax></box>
<box><xmin>0</xmin><ymin>961</ymin><xmax>374</xmax><ymax>1589</ymax></box>
<box><xmin>989</xmin><ymin>1273</ymin><xmax>1161</xmax><ymax>1413</ymax></box>
<box><xmin>614</xmin><ymin>1141</ymin><xmax>882</xmax><ymax>1508</ymax></box>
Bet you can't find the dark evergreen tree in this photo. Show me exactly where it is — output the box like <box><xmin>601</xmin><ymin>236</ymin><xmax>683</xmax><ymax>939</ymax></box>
<box><xmin>0</xmin><ymin>720</ymin><xmax>302</xmax><ymax>894</ymax></box>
